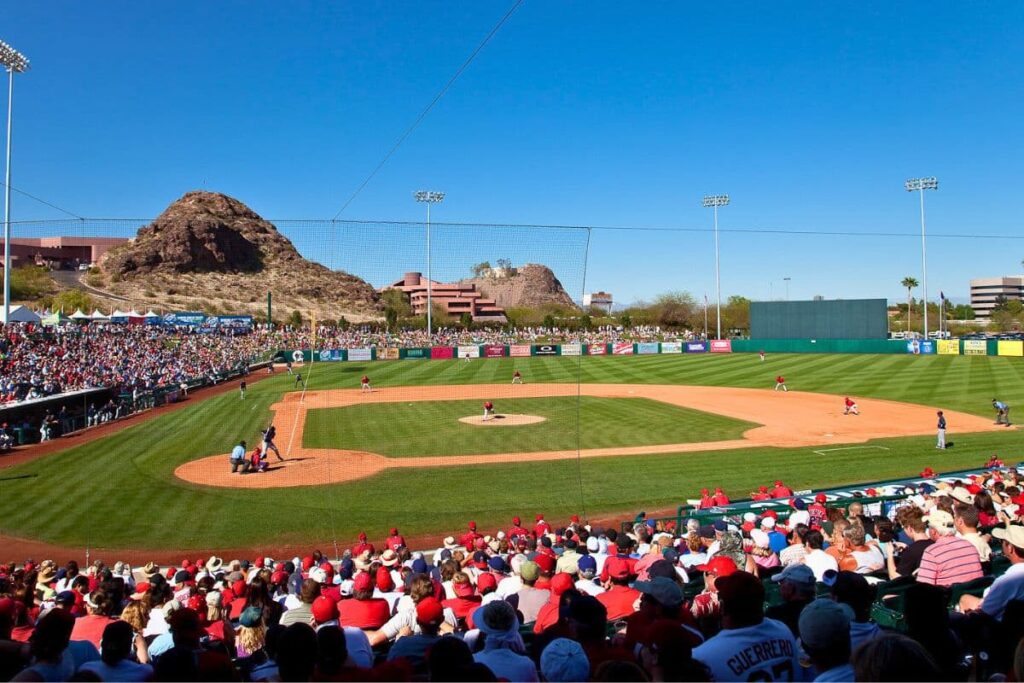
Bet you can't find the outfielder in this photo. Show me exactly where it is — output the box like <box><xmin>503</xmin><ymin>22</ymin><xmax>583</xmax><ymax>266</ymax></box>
<box><xmin>992</xmin><ymin>398</ymin><xmax>1011</xmax><ymax>426</ymax></box>
<box><xmin>759</xmin><ymin>350</ymin><xmax>766</xmax><ymax>362</ymax></box>
<box><xmin>512</xmin><ymin>370</ymin><xmax>523</xmax><ymax>384</ymax></box>
<box><xmin>843</xmin><ymin>397</ymin><xmax>859</xmax><ymax>415</ymax></box>
<box><xmin>774</xmin><ymin>375</ymin><xmax>788</xmax><ymax>392</ymax></box>
<box><xmin>483</xmin><ymin>401</ymin><xmax>494</xmax><ymax>421</ymax></box>
<box><xmin>361</xmin><ymin>375</ymin><xmax>372</xmax><ymax>392</ymax></box>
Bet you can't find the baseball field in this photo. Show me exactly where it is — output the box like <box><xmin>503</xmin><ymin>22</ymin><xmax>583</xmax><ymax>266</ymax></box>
<box><xmin>0</xmin><ymin>353</ymin><xmax>1021</xmax><ymax>557</ymax></box>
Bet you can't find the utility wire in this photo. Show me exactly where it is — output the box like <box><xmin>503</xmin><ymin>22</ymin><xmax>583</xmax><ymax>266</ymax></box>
<box><xmin>330</xmin><ymin>0</ymin><xmax>525</xmax><ymax>220</ymax></box>
<box><xmin>0</xmin><ymin>180</ymin><xmax>84</xmax><ymax>220</ymax></box>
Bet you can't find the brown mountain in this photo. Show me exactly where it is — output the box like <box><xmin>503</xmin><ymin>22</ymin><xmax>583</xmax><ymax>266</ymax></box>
<box><xmin>96</xmin><ymin>191</ymin><xmax>381</xmax><ymax>321</ymax></box>
<box><xmin>462</xmin><ymin>264</ymin><xmax>577</xmax><ymax>310</ymax></box>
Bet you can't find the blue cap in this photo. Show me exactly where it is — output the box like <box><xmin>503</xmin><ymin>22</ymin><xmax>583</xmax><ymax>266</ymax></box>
<box><xmin>793</xmin><ymin>499</ymin><xmax>806</xmax><ymax>510</ymax></box>
<box><xmin>577</xmin><ymin>555</ymin><xmax>597</xmax><ymax>572</ymax></box>
<box><xmin>411</xmin><ymin>558</ymin><xmax>428</xmax><ymax>574</ymax></box>
<box><xmin>488</xmin><ymin>556</ymin><xmax>510</xmax><ymax>573</ymax></box>
<box><xmin>713</xmin><ymin>520</ymin><xmax>728</xmax><ymax>532</ymax></box>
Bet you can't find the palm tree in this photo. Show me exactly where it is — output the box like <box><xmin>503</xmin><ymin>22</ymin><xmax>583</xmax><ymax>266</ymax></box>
<box><xmin>901</xmin><ymin>277</ymin><xmax>919</xmax><ymax>333</ymax></box>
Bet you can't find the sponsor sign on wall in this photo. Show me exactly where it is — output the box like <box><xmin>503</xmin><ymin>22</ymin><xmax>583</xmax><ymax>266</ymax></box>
<box><xmin>998</xmin><ymin>340</ymin><xmax>1024</xmax><ymax>357</ymax></box>
<box><xmin>403</xmin><ymin>348</ymin><xmax>429</xmax><ymax>359</ymax></box>
<box><xmin>937</xmin><ymin>340</ymin><xmax>960</xmax><ymax>355</ymax></box>
<box><xmin>709</xmin><ymin>340</ymin><xmax>732</xmax><ymax>353</ymax></box>
<box><xmin>613</xmin><ymin>342</ymin><xmax>634</xmax><ymax>355</ymax></box>
<box><xmin>379</xmin><ymin>348</ymin><xmax>400</xmax><ymax>360</ymax></box>
<box><xmin>587</xmin><ymin>344</ymin><xmax>608</xmax><ymax>355</ymax></box>
<box><xmin>636</xmin><ymin>342</ymin><xmax>660</xmax><ymax>355</ymax></box>
<box><xmin>560</xmin><ymin>343</ymin><xmax>582</xmax><ymax>356</ymax></box>
<box><xmin>317</xmin><ymin>349</ymin><xmax>345</xmax><ymax>361</ymax></box>
<box><xmin>534</xmin><ymin>344</ymin><xmax>558</xmax><ymax>356</ymax></box>
<box><xmin>348</xmin><ymin>348</ymin><xmax>372</xmax><ymax>362</ymax></box>
<box><xmin>685</xmin><ymin>342</ymin><xmax>708</xmax><ymax>353</ymax></box>
<box><xmin>905</xmin><ymin>340</ymin><xmax>934</xmax><ymax>354</ymax></box>
<box><xmin>430</xmin><ymin>346</ymin><xmax>454</xmax><ymax>360</ymax></box>
<box><xmin>661</xmin><ymin>342</ymin><xmax>683</xmax><ymax>354</ymax></box>
<box><xmin>484</xmin><ymin>345</ymin><xmax>506</xmax><ymax>358</ymax></box>
<box><xmin>509</xmin><ymin>344</ymin><xmax>532</xmax><ymax>358</ymax></box>
<box><xmin>457</xmin><ymin>345</ymin><xmax>481</xmax><ymax>358</ymax></box>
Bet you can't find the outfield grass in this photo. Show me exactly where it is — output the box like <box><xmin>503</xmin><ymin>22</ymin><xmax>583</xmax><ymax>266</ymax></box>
<box><xmin>1</xmin><ymin>353</ymin><xmax>1022</xmax><ymax>553</ymax></box>
<box><xmin>302</xmin><ymin>397</ymin><xmax>756</xmax><ymax>457</ymax></box>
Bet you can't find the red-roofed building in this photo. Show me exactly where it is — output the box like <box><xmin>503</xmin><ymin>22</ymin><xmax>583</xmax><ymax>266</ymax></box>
<box><xmin>383</xmin><ymin>272</ymin><xmax>507</xmax><ymax>323</ymax></box>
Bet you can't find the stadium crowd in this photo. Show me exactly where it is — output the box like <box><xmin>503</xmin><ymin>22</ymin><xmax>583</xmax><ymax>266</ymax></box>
<box><xmin>2</xmin><ymin>463</ymin><xmax>1023</xmax><ymax>681</ymax></box>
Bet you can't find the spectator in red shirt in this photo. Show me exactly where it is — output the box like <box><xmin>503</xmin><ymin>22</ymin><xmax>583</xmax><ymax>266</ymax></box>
<box><xmin>698</xmin><ymin>489</ymin><xmax>714</xmax><ymax>509</ymax></box>
<box><xmin>534</xmin><ymin>573</ymin><xmax>576</xmax><ymax>633</ymax></box>
<box><xmin>351</xmin><ymin>533</ymin><xmax>374</xmax><ymax>557</ymax></box>
<box><xmin>597</xmin><ymin>558</ymin><xmax>640</xmax><ymax>621</ymax></box>
<box><xmin>70</xmin><ymin>589</ymin><xmax>118</xmax><ymax>648</ymax></box>
<box><xmin>534</xmin><ymin>514</ymin><xmax>552</xmax><ymax>538</ymax></box>
<box><xmin>442</xmin><ymin>573</ymin><xmax>481</xmax><ymax>623</ymax></box>
<box><xmin>459</xmin><ymin>522</ymin><xmax>482</xmax><ymax>551</ymax></box>
<box><xmin>337</xmin><ymin>573</ymin><xmax>390</xmax><ymax>630</ymax></box>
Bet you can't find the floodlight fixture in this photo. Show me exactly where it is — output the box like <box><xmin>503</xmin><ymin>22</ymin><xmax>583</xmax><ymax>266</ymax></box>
<box><xmin>905</xmin><ymin>177</ymin><xmax>938</xmax><ymax>192</ymax></box>
<box><xmin>414</xmin><ymin>190</ymin><xmax>445</xmax><ymax>203</ymax></box>
<box><xmin>702</xmin><ymin>194</ymin><xmax>730</xmax><ymax>208</ymax></box>
<box><xmin>0</xmin><ymin>41</ymin><xmax>29</xmax><ymax>73</ymax></box>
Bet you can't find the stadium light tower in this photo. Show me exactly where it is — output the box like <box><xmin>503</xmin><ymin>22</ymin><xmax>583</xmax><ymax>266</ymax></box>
<box><xmin>904</xmin><ymin>177</ymin><xmax>938</xmax><ymax>338</ymax></box>
<box><xmin>0</xmin><ymin>40</ymin><xmax>29</xmax><ymax>325</ymax></box>
<box><xmin>702</xmin><ymin>194</ymin><xmax>729</xmax><ymax>339</ymax></box>
<box><xmin>414</xmin><ymin>190</ymin><xmax>444</xmax><ymax>341</ymax></box>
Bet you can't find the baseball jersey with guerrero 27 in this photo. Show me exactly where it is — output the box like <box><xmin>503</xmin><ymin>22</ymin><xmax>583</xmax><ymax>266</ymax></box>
<box><xmin>692</xmin><ymin>617</ymin><xmax>800</xmax><ymax>682</ymax></box>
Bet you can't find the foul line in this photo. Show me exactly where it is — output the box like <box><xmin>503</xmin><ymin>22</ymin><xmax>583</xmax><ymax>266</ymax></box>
<box><xmin>812</xmin><ymin>445</ymin><xmax>891</xmax><ymax>456</ymax></box>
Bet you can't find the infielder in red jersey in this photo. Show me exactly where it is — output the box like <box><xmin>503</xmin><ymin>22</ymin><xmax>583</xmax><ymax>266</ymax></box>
<box><xmin>844</xmin><ymin>397</ymin><xmax>859</xmax><ymax>415</ymax></box>
<box><xmin>483</xmin><ymin>401</ymin><xmax>494</xmax><ymax>420</ymax></box>
<box><xmin>774</xmin><ymin>375</ymin><xmax>788</xmax><ymax>392</ymax></box>
<box><xmin>360</xmin><ymin>375</ymin><xmax>371</xmax><ymax>392</ymax></box>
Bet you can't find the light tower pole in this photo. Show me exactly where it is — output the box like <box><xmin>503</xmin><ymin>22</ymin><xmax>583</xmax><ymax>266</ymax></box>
<box><xmin>702</xmin><ymin>194</ymin><xmax>729</xmax><ymax>339</ymax></box>
<box><xmin>0</xmin><ymin>40</ymin><xmax>30</xmax><ymax>325</ymax></box>
<box><xmin>904</xmin><ymin>177</ymin><xmax>938</xmax><ymax>338</ymax></box>
<box><xmin>414</xmin><ymin>190</ymin><xmax>445</xmax><ymax>341</ymax></box>
<box><xmin>784</xmin><ymin>277</ymin><xmax>791</xmax><ymax>301</ymax></box>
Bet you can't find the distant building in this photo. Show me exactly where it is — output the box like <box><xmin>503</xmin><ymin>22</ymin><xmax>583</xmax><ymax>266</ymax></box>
<box><xmin>382</xmin><ymin>272</ymin><xmax>507</xmax><ymax>323</ymax></box>
<box><xmin>0</xmin><ymin>236</ymin><xmax>127</xmax><ymax>270</ymax></box>
<box><xmin>583</xmin><ymin>291</ymin><xmax>613</xmax><ymax>313</ymax></box>
<box><xmin>970</xmin><ymin>276</ymin><xmax>1024</xmax><ymax>320</ymax></box>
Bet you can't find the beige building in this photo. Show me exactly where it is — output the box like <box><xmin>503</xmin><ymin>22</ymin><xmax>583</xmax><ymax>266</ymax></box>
<box><xmin>970</xmin><ymin>276</ymin><xmax>1024</xmax><ymax>320</ymax></box>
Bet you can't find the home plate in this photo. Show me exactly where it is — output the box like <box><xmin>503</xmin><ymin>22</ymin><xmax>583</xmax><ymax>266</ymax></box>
<box><xmin>459</xmin><ymin>414</ymin><xmax>547</xmax><ymax>426</ymax></box>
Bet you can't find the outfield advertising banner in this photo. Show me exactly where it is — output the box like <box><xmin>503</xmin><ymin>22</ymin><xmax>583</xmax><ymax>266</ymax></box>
<box><xmin>534</xmin><ymin>344</ymin><xmax>559</xmax><ymax>356</ymax></box>
<box><xmin>906</xmin><ymin>340</ymin><xmax>934</xmax><ymax>354</ymax></box>
<box><xmin>997</xmin><ymin>340</ymin><xmax>1024</xmax><ymax>357</ymax></box>
<box><xmin>484</xmin><ymin>345</ymin><xmax>506</xmax><ymax>358</ymax></box>
<box><xmin>457</xmin><ymin>345</ymin><xmax>481</xmax><ymax>359</ymax></box>
<box><xmin>561</xmin><ymin>343</ymin><xmax>582</xmax><ymax>356</ymax></box>
<box><xmin>636</xmin><ymin>342</ymin><xmax>660</xmax><ymax>355</ymax></box>
<box><xmin>430</xmin><ymin>347</ymin><xmax>454</xmax><ymax>360</ymax></box>
<box><xmin>379</xmin><ymin>348</ymin><xmax>400</xmax><ymax>360</ymax></box>
<box><xmin>686</xmin><ymin>342</ymin><xmax>708</xmax><ymax>353</ymax></box>
<box><xmin>317</xmin><ymin>349</ymin><xmax>345</xmax><ymax>361</ymax></box>
<box><xmin>613</xmin><ymin>342</ymin><xmax>634</xmax><ymax>355</ymax></box>
<box><xmin>510</xmin><ymin>344</ymin><xmax>532</xmax><ymax>358</ymax></box>
<box><xmin>963</xmin><ymin>340</ymin><xmax>987</xmax><ymax>356</ymax></box>
<box><xmin>709</xmin><ymin>340</ymin><xmax>732</xmax><ymax>353</ymax></box>
<box><xmin>937</xmin><ymin>340</ymin><xmax>960</xmax><ymax>355</ymax></box>
<box><xmin>348</xmin><ymin>348</ymin><xmax>372</xmax><ymax>362</ymax></box>
<box><xmin>587</xmin><ymin>344</ymin><xmax>608</xmax><ymax>355</ymax></box>
<box><xmin>661</xmin><ymin>342</ymin><xmax>683</xmax><ymax>354</ymax></box>
<box><xmin>402</xmin><ymin>348</ymin><xmax>429</xmax><ymax>359</ymax></box>
<box><xmin>290</xmin><ymin>350</ymin><xmax>311</xmax><ymax>363</ymax></box>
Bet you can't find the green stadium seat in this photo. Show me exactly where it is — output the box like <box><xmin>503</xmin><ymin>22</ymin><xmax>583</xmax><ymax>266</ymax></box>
<box><xmin>948</xmin><ymin>576</ymin><xmax>995</xmax><ymax>608</ymax></box>
<box><xmin>875</xmin><ymin>575</ymin><xmax>916</xmax><ymax>611</ymax></box>
<box><xmin>870</xmin><ymin>603</ymin><xmax>907</xmax><ymax>632</ymax></box>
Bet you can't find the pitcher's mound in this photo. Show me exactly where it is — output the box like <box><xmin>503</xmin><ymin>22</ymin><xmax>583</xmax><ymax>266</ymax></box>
<box><xmin>459</xmin><ymin>414</ymin><xmax>547</xmax><ymax>426</ymax></box>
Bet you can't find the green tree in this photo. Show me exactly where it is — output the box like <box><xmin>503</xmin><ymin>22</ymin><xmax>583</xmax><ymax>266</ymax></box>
<box><xmin>384</xmin><ymin>307</ymin><xmax>398</xmax><ymax>331</ymax></box>
<box><xmin>471</xmin><ymin>261</ymin><xmax>492</xmax><ymax>277</ymax></box>
<box><xmin>542</xmin><ymin>314</ymin><xmax>556</xmax><ymax>328</ymax></box>
<box><xmin>651</xmin><ymin>291</ymin><xmax>697</xmax><ymax>329</ymax></box>
<box><xmin>619</xmin><ymin>313</ymin><xmax>632</xmax><ymax>328</ymax></box>
<box><xmin>901</xmin><ymin>277</ymin><xmax>919</xmax><ymax>332</ymax></box>
<box><xmin>41</xmin><ymin>289</ymin><xmax>94</xmax><ymax>314</ymax></box>
<box><xmin>381</xmin><ymin>289</ymin><xmax>412</xmax><ymax>319</ymax></box>
<box><xmin>287</xmin><ymin>310</ymin><xmax>303</xmax><ymax>328</ymax></box>
<box><xmin>460</xmin><ymin>312</ymin><xmax>473</xmax><ymax>329</ymax></box>
<box><xmin>336</xmin><ymin>316</ymin><xmax>350</xmax><ymax>330</ymax></box>
<box><xmin>580</xmin><ymin>314</ymin><xmax>593</xmax><ymax>330</ymax></box>
<box><xmin>10</xmin><ymin>266</ymin><xmax>53</xmax><ymax>300</ymax></box>
<box><xmin>722</xmin><ymin>296</ymin><xmax>751</xmax><ymax>335</ymax></box>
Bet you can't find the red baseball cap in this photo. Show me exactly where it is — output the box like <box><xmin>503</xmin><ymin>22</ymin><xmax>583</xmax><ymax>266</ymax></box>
<box><xmin>390</xmin><ymin>528</ymin><xmax>398</xmax><ymax>536</ymax></box>
<box><xmin>271</xmin><ymin>570</ymin><xmax>288</xmax><ymax>585</ymax></box>
<box><xmin>695</xmin><ymin>556</ymin><xmax>738</xmax><ymax>577</ymax></box>
<box><xmin>416</xmin><ymin>597</ymin><xmax>444</xmax><ymax>626</ymax></box>
<box><xmin>468</xmin><ymin>521</ymin><xmax>477</xmax><ymax>530</ymax></box>
<box><xmin>376</xmin><ymin>568</ymin><xmax>395</xmax><ymax>593</ymax></box>
<box><xmin>353</xmin><ymin>572</ymin><xmax>373</xmax><ymax>593</ymax></box>
<box><xmin>302</xmin><ymin>556</ymin><xmax>315</xmax><ymax>571</ymax></box>
<box><xmin>311</xmin><ymin>596</ymin><xmax>338</xmax><ymax>623</ymax></box>
<box><xmin>774</xmin><ymin>480</ymin><xmax>784</xmax><ymax>486</ymax></box>
<box><xmin>815</xmin><ymin>493</ymin><xmax>827</xmax><ymax>504</ymax></box>
<box><xmin>358</xmin><ymin>532</ymin><xmax>367</xmax><ymax>541</ymax></box>
<box><xmin>758</xmin><ymin>485</ymin><xmax>768</xmax><ymax>492</ymax></box>
<box><xmin>454</xmin><ymin>581</ymin><xmax>476</xmax><ymax>598</ymax></box>
<box><xmin>477</xmin><ymin>573</ymin><xmax>498</xmax><ymax>592</ymax></box>
<box><xmin>570</xmin><ymin>515</ymin><xmax>580</xmax><ymax>523</ymax></box>
<box><xmin>701</xmin><ymin>488</ymin><xmax>709</xmax><ymax>495</ymax></box>
<box><xmin>255</xmin><ymin>558</ymin><xmax>265</xmax><ymax>569</ymax></box>
<box><xmin>512</xmin><ymin>516</ymin><xmax>521</xmax><ymax>525</ymax></box>
<box><xmin>534</xmin><ymin>554</ymin><xmax>555</xmax><ymax>574</ymax></box>
<box><xmin>536</xmin><ymin>513</ymin><xmax>544</xmax><ymax>521</ymax></box>
<box><xmin>550</xmin><ymin>572</ymin><xmax>575</xmax><ymax>596</ymax></box>
<box><xmin>604</xmin><ymin>556</ymin><xmax>631</xmax><ymax>580</ymax></box>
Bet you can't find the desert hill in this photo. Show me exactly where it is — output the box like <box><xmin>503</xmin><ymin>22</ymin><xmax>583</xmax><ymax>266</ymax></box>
<box><xmin>461</xmin><ymin>264</ymin><xmax>576</xmax><ymax>310</ymax></box>
<box><xmin>94</xmin><ymin>191</ymin><xmax>381</xmax><ymax>321</ymax></box>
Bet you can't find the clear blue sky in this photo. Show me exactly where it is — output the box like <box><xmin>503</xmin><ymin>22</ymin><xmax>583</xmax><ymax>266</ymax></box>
<box><xmin>4</xmin><ymin>2</ymin><xmax>1024</xmax><ymax>305</ymax></box>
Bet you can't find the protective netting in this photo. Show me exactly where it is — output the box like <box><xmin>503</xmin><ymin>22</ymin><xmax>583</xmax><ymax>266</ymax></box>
<box><xmin>0</xmin><ymin>217</ymin><xmax>590</xmax><ymax>564</ymax></box>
